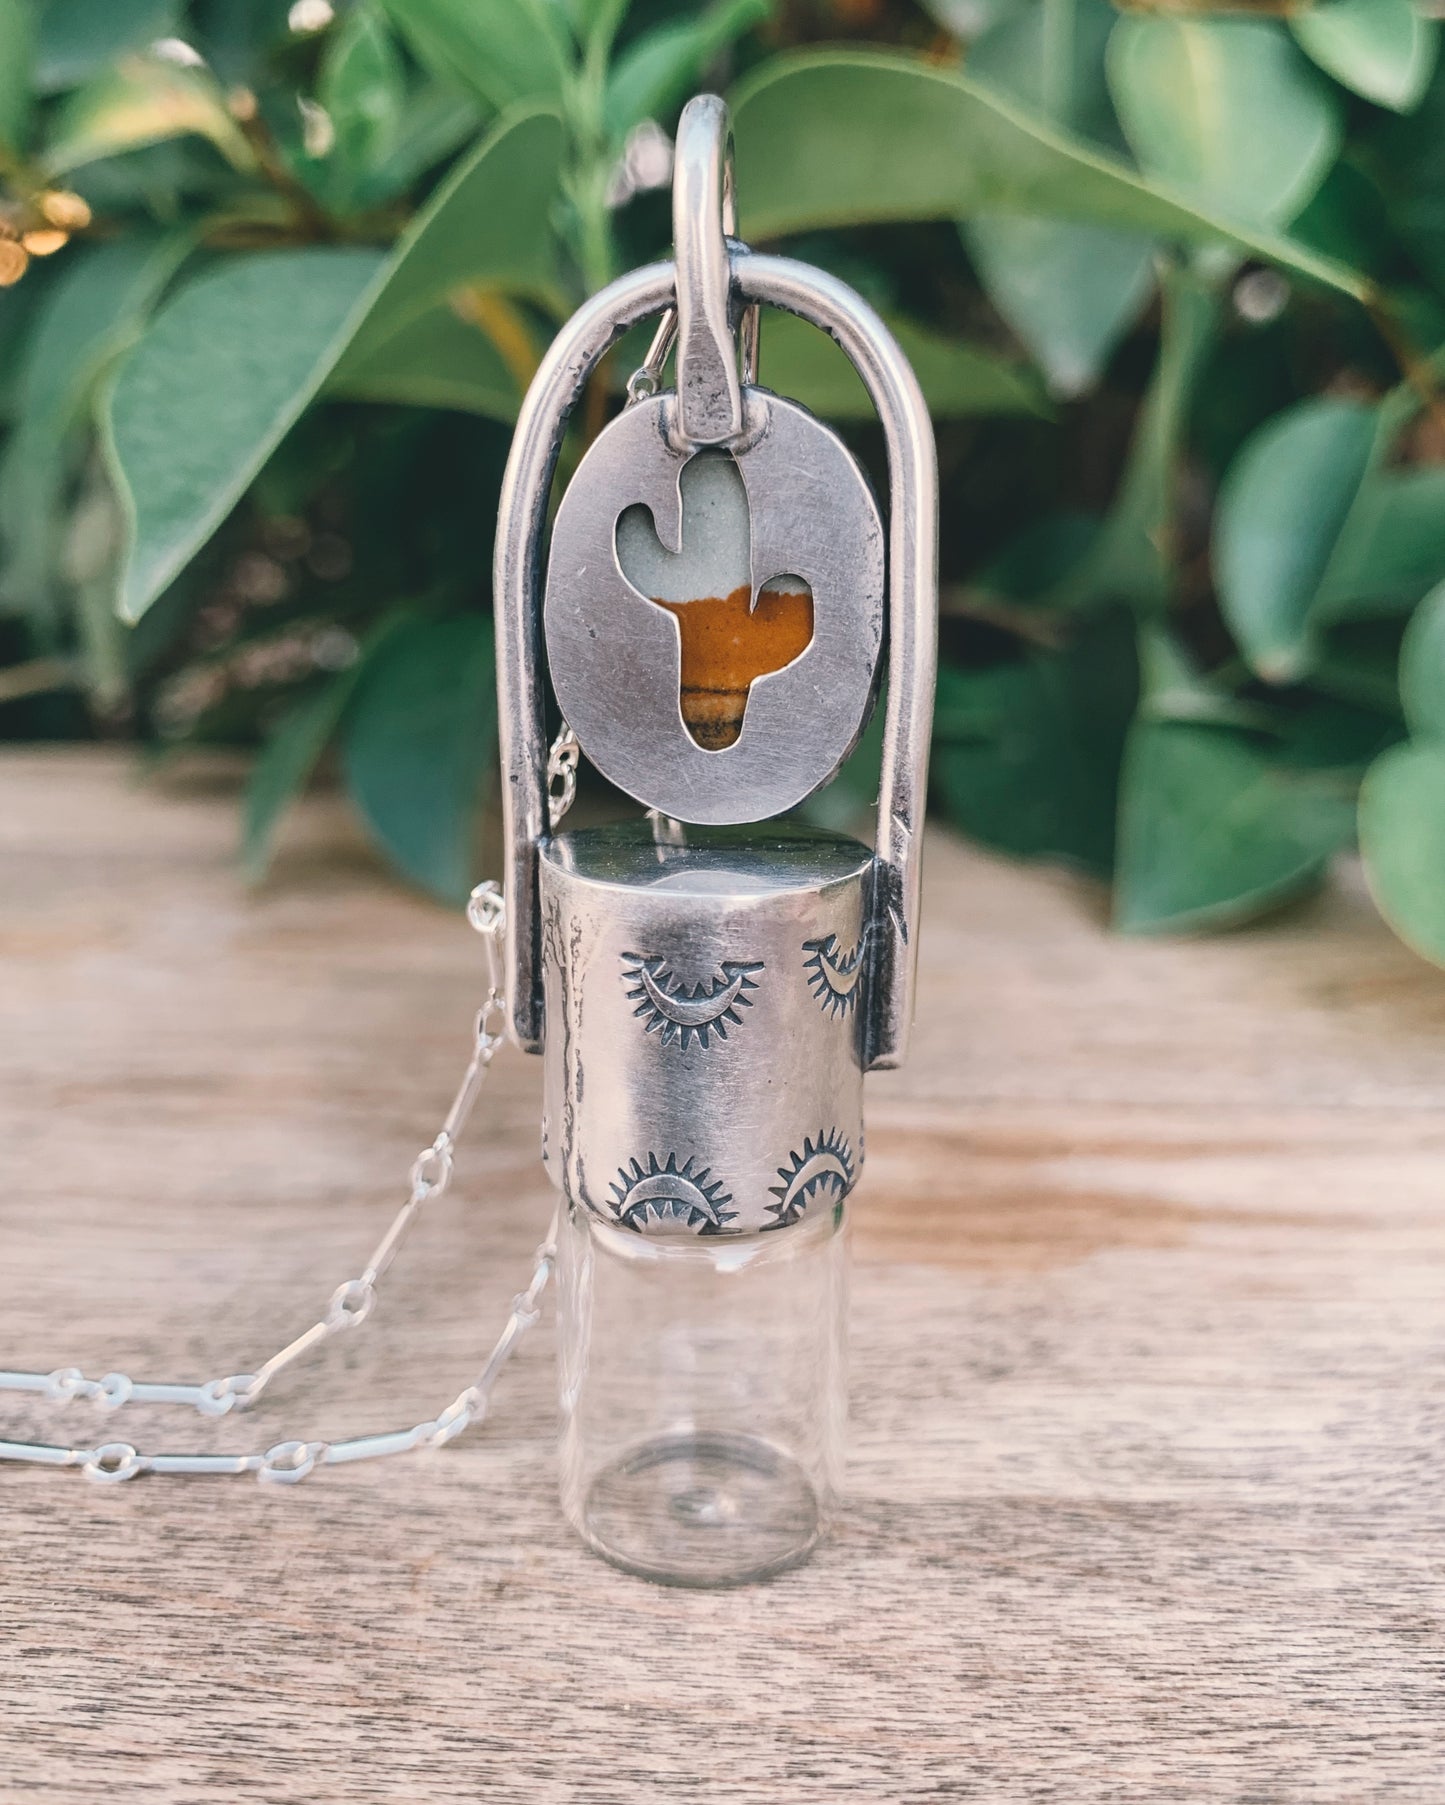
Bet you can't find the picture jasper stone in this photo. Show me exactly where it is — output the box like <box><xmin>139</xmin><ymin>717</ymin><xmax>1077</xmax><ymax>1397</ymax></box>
<box><xmin>616</xmin><ymin>451</ymin><xmax>813</xmax><ymax>749</ymax></box>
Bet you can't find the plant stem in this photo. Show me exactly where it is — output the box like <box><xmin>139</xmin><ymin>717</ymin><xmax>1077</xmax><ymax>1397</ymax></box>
<box><xmin>939</xmin><ymin>588</ymin><xmax>1067</xmax><ymax>650</ymax></box>
<box><xmin>1366</xmin><ymin>295</ymin><xmax>1445</xmax><ymax>446</ymax></box>
<box><xmin>573</xmin><ymin>157</ymin><xmax>617</xmax><ymax>296</ymax></box>
<box><xmin>0</xmin><ymin>657</ymin><xmax>76</xmax><ymax>703</ymax></box>
<box><xmin>235</xmin><ymin>109</ymin><xmax>332</xmax><ymax>241</ymax></box>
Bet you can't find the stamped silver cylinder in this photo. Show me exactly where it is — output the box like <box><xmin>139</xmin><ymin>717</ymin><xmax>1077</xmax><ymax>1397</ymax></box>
<box><xmin>539</xmin><ymin>822</ymin><xmax>871</xmax><ymax>1238</ymax></box>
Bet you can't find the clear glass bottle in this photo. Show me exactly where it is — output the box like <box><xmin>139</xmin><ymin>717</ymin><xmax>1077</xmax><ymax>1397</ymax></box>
<box><xmin>536</xmin><ymin>822</ymin><xmax>871</xmax><ymax>1586</ymax></box>
<box><xmin>558</xmin><ymin>1195</ymin><xmax>848</xmax><ymax>1586</ymax></box>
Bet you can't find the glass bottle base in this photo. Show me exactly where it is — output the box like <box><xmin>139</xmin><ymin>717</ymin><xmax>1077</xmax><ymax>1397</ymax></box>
<box><xmin>575</xmin><ymin>1429</ymin><xmax>822</xmax><ymax>1588</ymax></box>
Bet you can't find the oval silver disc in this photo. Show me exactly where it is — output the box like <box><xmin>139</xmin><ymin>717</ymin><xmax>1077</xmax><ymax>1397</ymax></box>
<box><xmin>543</xmin><ymin>386</ymin><xmax>885</xmax><ymax>826</ymax></box>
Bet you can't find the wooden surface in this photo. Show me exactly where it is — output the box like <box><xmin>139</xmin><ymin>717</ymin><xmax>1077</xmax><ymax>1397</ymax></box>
<box><xmin>2</xmin><ymin>746</ymin><xmax>1442</xmax><ymax>1803</ymax></box>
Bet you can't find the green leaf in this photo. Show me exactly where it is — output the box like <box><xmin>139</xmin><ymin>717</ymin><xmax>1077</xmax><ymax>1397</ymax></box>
<box><xmin>242</xmin><ymin>634</ymin><xmax>389</xmax><ymax>882</ymax></box>
<box><xmin>319</xmin><ymin>2</ymin><xmax>405</xmax><ymax>203</ymax></box>
<box><xmin>362</xmin><ymin>82</ymin><xmax>483</xmax><ymax>203</ymax></box>
<box><xmin>1311</xmin><ymin>621</ymin><xmax>1409</xmax><ymax>716</ymax></box>
<box><xmin>1292</xmin><ymin>0</ymin><xmax>1438</xmax><ymax>114</ymax></box>
<box><xmin>0</xmin><ymin>0</ymin><xmax>36</xmax><ymax>156</ymax></box>
<box><xmin>376</xmin><ymin>0</ymin><xmax>571</xmax><ymax>112</ymax></box>
<box><xmin>341</xmin><ymin>613</ymin><xmax>496</xmax><ymax>903</ymax></box>
<box><xmin>968</xmin><ymin>0</ymin><xmax>1124</xmax><ymax>146</ymax></box>
<box><xmin>1135</xmin><ymin>622</ymin><xmax>1272</xmax><ymax>732</ymax></box>
<box><xmin>1106</xmin><ymin>18</ymin><xmax>1341</xmax><ymax>226</ymax></box>
<box><xmin>104</xmin><ymin>106</ymin><xmax>564</xmax><ymax>622</ymax></box>
<box><xmin>758</xmin><ymin>308</ymin><xmax>1046</xmax><ymax>420</ymax></box>
<box><xmin>329</xmin><ymin>303</ymin><xmax>518</xmax><ymax>419</ymax></box>
<box><xmin>244</xmin><ymin>684</ymin><xmax>348</xmax><ymax>883</ymax></box>
<box><xmin>964</xmin><ymin>215</ymin><xmax>1154</xmax><ymax>397</ymax></box>
<box><xmin>64</xmin><ymin>456</ymin><xmax>126</xmax><ymax>703</ymax></box>
<box><xmin>190</xmin><ymin>2</ymin><xmax>294</xmax><ymax>88</ymax></box>
<box><xmin>105</xmin><ymin>246</ymin><xmax>384</xmax><ymax>624</ymax></box>
<box><xmin>931</xmin><ymin>611</ymin><xmax>1139</xmax><ymax>878</ymax></box>
<box><xmin>604</xmin><ymin>0</ymin><xmax>769</xmax><ymax>139</ymax></box>
<box><xmin>1398</xmin><ymin>578</ymin><xmax>1445</xmax><ymax>739</ymax></box>
<box><xmin>569</xmin><ymin>0</ymin><xmax>630</xmax><ymax>43</ymax></box>
<box><xmin>1213</xmin><ymin>397</ymin><xmax>1377</xmax><ymax>683</ymax></box>
<box><xmin>0</xmin><ymin>234</ymin><xmax>189</xmax><ymax>629</ymax></box>
<box><xmin>1358</xmin><ymin>740</ymin><xmax>1445</xmax><ymax>963</ymax></box>
<box><xmin>34</xmin><ymin>0</ymin><xmax>178</xmax><ymax>94</ymax></box>
<box><xmin>972</xmin><ymin>509</ymin><xmax>1101</xmax><ymax>603</ymax></box>
<box><xmin>1275</xmin><ymin>691</ymin><xmax>1400</xmax><ymax>773</ymax></box>
<box><xmin>1315</xmin><ymin>465</ymin><xmax>1445</xmax><ymax>622</ymax></box>
<box><xmin>1370</xmin><ymin>63</ymin><xmax>1445</xmax><ymax>286</ymax></box>
<box><xmin>44</xmin><ymin>52</ymin><xmax>257</xmax><ymax>175</ymax></box>
<box><xmin>0</xmin><ymin>276</ymin><xmax>41</xmax><ymax>422</ymax></box>
<box><xmin>239</xmin><ymin>611</ymin><xmax>437</xmax><ymax>881</ymax></box>
<box><xmin>1290</xmin><ymin>157</ymin><xmax>1404</xmax><ymax>279</ymax></box>
<box><xmin>730</xmin><ymin>49</ymin><xmax>1365</xmax><ymax>301</ymax></box>
<box><xmin>1050</xmin><ymin>261</ymin><xmax>1217</xmax><ymax>614</ymax></box>
<box><xmin>962</xmin><ymin>0</ymin><xmax>1155</xmax><ymax>397</ymax></box>
<box><xmin>1115</xmin><ymin>720</ymin><xmax>1355</xmax><ymax>933</ymax></box>
<box><xmin>336</xmin><ymin>104</ymin><xmax>564</xmax><ymax>369</ymax></box>
<box><xmin>11</xmin><ymin>233</ymin><xmax>188</xmax><ymax>448</ymax></box>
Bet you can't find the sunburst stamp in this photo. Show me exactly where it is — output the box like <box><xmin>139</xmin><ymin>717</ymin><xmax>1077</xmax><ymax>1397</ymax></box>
<box><xmin>765</xmin><ymin>1129</ymin><xmax>856</xmax><ymax>1228</ymax></box>
<box><xmin>610</xmin><ymin>1152</ymin><xmax>736</xmax><ymax>1234</ymax></box>
<box><xmin>621</xmin><ymin>952</ymin><xmax>762</xmax><ymax>1051</ymax></box>
<box><xmin>802</xmin><ymin>933</ymin><xmax>865</xmax><ymax>1019</ymax></box>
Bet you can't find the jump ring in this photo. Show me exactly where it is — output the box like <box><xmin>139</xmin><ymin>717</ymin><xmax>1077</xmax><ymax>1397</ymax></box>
<box><xmin>466</xmin><ymin>881</ymin><xmax>505</xmax><ymax>938</ymax></box>
<box><xmin>46</xmin><ymin>1366</ymin><xmax>85</xmax><ymax>1403</ymax></box>
<box><xmin>95</xmin><ymin>1372</ymin><xmax>133</xmax><ymax>1410</ymax></box>
<box><xmin>408</xmin><ymin>1141</ymin><xmax>453</xmax><ymax>1197</ymax></box>
<box><xmin>197</xmin><ymin>1375</ymin><xmax>254</xmax><ymax>1416</ymax></box>
<box><xmin>258</xmin><ymin>1440</ymin><xmax>326</xmax><ymax>1485</ymax></box>
<box><xmin>84</xmin><ymin>1442</ymin><xmax>142</xmax><ymax>1484</ymax></box>
<box><xmin>326</xmin><ymin>1278</ymin><xmax>375</xmax><ymax>1331</ymax></box>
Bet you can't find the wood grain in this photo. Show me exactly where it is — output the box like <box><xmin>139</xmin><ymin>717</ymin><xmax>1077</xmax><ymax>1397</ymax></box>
<box><xmin>1</xmin><ymin>747</ymin><xmax>1442</xmax><ymax>1803</ymax></box>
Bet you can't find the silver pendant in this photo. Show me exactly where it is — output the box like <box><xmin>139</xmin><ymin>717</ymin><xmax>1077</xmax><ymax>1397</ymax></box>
<box><xmin>544</xmin><ymin>387</ymin><xmax>884</xmax><ymax>826</ymax></box>
<box><xmin>495</xmin><ymin>93</ymin><xmax>938</xmax><ymax>1238</ymax></box>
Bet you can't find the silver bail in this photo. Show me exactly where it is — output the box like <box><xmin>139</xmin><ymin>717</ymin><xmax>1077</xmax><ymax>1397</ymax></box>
<box><xmin>671</xmin><ymin>94</ymin><xmax>743</xmax><ymax>445</ymax></box>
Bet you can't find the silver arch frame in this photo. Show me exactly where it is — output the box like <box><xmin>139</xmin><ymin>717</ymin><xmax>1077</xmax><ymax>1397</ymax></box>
<box><xmin>494</xmin><ymin>251</ymin><xmax>937</xmax><ymax>1071</ymax></box>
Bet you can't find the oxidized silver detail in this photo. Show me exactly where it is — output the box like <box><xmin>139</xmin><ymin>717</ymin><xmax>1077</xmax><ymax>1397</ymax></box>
<box><xmin>766</xmin><ymin>1130</ymin><xmax>856</xmax><ymax>1230</ymax></box>
<box><xmin>621</xmin><ymin>952</ymin><xmax>761</xmax><ymax>1051</ymax></box>
<box><xmin>803</xmin><ymin>933</ymin><xmax>865</xmax><ymax>1020</ymax></box>
<box><xmin>610</xmin><ymin>1152</ymin><xmax>736</xmax><ymax>1235</ymax></box>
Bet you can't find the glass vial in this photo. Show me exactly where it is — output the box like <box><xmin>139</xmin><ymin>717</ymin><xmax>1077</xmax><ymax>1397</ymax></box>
<box><xmin>557</xmin><ymin>1196</ymin><xmax>847</xmax><ymax>1587</ymax></box>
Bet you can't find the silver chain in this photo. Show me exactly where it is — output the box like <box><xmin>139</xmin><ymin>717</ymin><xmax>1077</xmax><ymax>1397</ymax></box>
<box><xmin>546</xmin><ymin>719</ymin><xmax>580</xmax><ymax>828</ymax></box>
<box><xmin>0</xmin><ymin>883</ymin><xmax>560</xmax><ymax>1485</ymax></box>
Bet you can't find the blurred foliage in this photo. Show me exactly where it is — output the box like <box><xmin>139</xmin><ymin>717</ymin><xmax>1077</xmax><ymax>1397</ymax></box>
<box><xmin>3</xmin><ymin>0</ymin><xmax>1445</xmax><ymax>962</ymax></box>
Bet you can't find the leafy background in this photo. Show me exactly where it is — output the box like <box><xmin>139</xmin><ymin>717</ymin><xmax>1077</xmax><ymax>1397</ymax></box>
<box><xmin>4</xmin><ymin>0</ymin><xmax>1445</xmax><ymax>965</ymax></box>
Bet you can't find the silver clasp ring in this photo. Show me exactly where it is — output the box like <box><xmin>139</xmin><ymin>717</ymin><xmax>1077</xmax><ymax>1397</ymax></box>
<box><xmin>671</xmin><ymin>93</ymin><xmax>757</xmax><ymax>446</ymax></box>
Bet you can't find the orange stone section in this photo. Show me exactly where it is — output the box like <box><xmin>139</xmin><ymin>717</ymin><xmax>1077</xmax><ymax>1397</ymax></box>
<box><xmin>655</xmin><ymin>582</ymin><xmax>814</xmax><ymax>749</ymax></box>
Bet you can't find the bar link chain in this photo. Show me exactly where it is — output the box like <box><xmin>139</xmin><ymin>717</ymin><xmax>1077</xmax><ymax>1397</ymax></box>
<box><xmin>0</xmin><ymin>886</ymin><xmax>559</xmax><ymax>1484</ymax></box>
